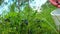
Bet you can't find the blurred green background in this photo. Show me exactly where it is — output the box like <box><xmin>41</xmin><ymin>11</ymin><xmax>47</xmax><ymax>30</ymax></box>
<box><xmin>0</xmin><ymin>0</ymin><xmax>59</xmax><ymax>34</ymax></box>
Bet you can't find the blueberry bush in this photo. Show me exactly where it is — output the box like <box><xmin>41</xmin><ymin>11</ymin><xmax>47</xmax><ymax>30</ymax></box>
<box><xmin>0</xmin><ymin>0</ymin><xmax>59</xmax><ymax>34</ymax></box>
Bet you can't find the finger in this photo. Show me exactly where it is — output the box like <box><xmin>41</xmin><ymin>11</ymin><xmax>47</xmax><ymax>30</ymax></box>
<box><xmin>58</xmin><ymin>5</ymin><xmax>60</xmax><ymax>8</ymax></box>
<box><xmin>49</xmin><ymin>0</ymin><xmax>58</xmax><ymax>6</ymax></box>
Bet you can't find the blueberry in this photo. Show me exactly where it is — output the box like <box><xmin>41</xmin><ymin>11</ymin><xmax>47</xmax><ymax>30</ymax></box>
<box><xmin>22</xmin><ymin>19</ymin><xmax>28</xmax><ymax>25</ymax></box>
<box><xmin>24</xmin><ymin>20</ymin><xmax>28</xmax><ymax>25</ymax></box>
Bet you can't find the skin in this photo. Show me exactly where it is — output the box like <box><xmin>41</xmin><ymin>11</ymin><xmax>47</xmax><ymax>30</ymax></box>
<box><xmin>49</xmin><ymin>0</ymin><xmax>60</xmax><ymax>8</ymax></box>
<box><xmin>58</xmin><ymin>0</ymin><xmax>60</xmax><ymax>2</ymax></box>
<box><xmin>57</xmin><ymin>0</ymin><xmax>60</xmax><ymax>8</ymax></box>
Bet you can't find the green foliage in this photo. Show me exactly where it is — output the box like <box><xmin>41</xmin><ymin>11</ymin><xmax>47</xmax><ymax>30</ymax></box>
<box><xmin>0</xmin><ymin>1</ymin><xmax>59</xmax><ymax>34</ymax></box>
